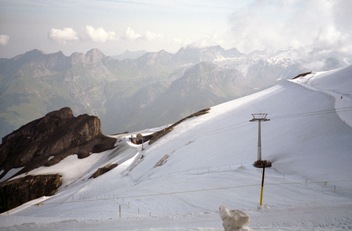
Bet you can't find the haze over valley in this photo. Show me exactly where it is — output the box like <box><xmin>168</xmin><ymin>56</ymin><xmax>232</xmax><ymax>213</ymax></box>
<box><xmin>1</xmin><ymin>45</ymin><xmax>350</xmax><ymax>140</ymax></box>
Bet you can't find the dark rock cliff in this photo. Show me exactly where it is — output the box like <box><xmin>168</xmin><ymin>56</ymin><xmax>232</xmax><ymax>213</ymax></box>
<box><xmin>0</xmin><ymin>107</ymin><xmax>117</xmax><ymax>212</ymax></box>
<box><xmin>0</xmin><ymin>174</ymin><xmax>62</xmax><ymax>213</ymax></box>
<box><xmin>0</xmin><ymin>107</ymin><xmax>116</xmax><ymax>178</ymax></box>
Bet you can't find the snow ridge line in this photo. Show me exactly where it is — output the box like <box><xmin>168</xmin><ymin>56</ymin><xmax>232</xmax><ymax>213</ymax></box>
<box><xmin>291</xmin><ymin>72</ymin><xmax>352</xmax><ymax>128</ymax></box>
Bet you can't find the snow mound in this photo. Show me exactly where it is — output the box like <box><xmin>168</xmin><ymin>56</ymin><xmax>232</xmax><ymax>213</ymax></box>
<box><xmin>219</xmin><ymin>205</ymin><xmax>249</xmax><ymax>231</ymax></box>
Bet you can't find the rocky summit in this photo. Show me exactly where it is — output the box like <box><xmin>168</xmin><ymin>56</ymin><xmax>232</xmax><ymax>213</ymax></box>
<box><xmin>0</xmin><ymin>107</ymin><xmax>116</xmax><ymax>212</ymax></box>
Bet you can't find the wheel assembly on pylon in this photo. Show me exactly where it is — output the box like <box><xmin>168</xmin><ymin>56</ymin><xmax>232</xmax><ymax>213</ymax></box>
<box><xmin>253</xmin><ymin>160</ymin><xmax>272</xmax><ymax>168</ymax></box>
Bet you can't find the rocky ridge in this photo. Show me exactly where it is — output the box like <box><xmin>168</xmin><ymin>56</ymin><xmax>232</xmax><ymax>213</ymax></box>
<box><xmin>0</xmin><ymin>107</ymin><xmax>116</xmax><ymax>212</ymax></box>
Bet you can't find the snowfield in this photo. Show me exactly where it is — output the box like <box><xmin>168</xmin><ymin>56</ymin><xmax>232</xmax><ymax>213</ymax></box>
<box><xmin>1</xmin><ymin>65</ymin><xmax>352</xmax><ymax>230</ymax></box>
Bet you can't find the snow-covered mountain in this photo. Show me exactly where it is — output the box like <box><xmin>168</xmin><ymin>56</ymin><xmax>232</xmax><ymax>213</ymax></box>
<box><xmin>1</xmin><ymin>65</ymin><xmax>352</xmax><ymax>230</ymax></box>
<box><xmin>1</xmin><ymin>46</ymin><xmax>350</xmax><ymax>141</ymax></box>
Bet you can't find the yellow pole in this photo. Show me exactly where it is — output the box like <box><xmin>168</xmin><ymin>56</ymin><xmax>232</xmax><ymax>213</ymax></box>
<box><xmin>259</xmin><ymin>164</ymin><xmax>266</xmax><ymax>206</ymax></box>
<box><xmin>260</xmin><ymin>185</ymin><xmax>264</xmax><ymax>206</ymax></box>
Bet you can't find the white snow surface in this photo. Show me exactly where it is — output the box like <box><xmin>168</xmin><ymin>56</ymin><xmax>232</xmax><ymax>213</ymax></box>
<box><xmin>1</xmin><ymin>65</ymin><xmax>352</xmax><ymax>230</ymax></box>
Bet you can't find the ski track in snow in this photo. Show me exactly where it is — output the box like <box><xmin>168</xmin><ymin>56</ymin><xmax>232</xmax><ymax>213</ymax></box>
<box><xmin>292</xmin><ymin>66</ymin><xmax>352</xmax><ymax>128</ymax></box>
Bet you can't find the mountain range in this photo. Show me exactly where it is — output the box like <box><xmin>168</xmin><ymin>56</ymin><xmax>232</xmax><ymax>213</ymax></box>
<box><xmin>0</xmin><ymin>45</ymin><xmax>351</xmax><ymax>140</ymax></box>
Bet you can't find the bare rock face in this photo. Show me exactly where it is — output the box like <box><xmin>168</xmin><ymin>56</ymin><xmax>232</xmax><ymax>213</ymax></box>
<box><xmin>0</xmin><ymin>174</ymin><xmax>62</xmax><ymax>213</ymax></box>
<box><xmin>0</xmin><ymin>107</ymin><xmax>116</xmax><ymax>179</ymax></box>
<box><xmin>0</xmin><ymin>107</ymin><xmax>117</xmax><ymax>212</ymax></box>
<box><xmin>89</xmin><ymin>163</ymin><xmax>118</xmax><ymax>179</ymax></box>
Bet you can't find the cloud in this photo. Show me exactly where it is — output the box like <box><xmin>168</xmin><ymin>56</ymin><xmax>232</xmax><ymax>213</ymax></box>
<box><xmin>144</xmin><ymin>31</ymin><xmax>164</xmax><ymax>41</ymax></box>
<box><xmin>330</xmin><ymin>0</ymin><xmax>352</xmax><ymax>53</ymax></box>
<box><xmin>228</xmin><ymin>0</ymin><xmax>352</xmax><ymax>54</ymax></box>
<box><xmin>49</xmin><ymin>28</ymin><xmax>79</xmax><ymax>43</ymax></box>
<box><xmin>85</xmin><ymin>25</ymin><xmax>116</xmax><ymax>42</ymax></box>
<box><xmin>123</xmin><ymin>27</ymin><xmax>164</xmax><ymax>42</ymax></box>
<box><xmin>0</xmin><ymin>35</ymin><xmax>10</xmax><ymax>45</ymax></box>
<box><xmin>123</xmin><ymin>27</ymin><xmax>142</xmax><ymax>41</ymax></box>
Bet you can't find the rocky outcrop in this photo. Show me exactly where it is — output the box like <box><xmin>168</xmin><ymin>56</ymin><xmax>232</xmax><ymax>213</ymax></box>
<box><xmin>0</xmin><ymin>107</ymin><xmax>117</xmax><ymax>213</ymax></box>
<box><xmin>0</xmin><ymin>174</ymin><xmax>62</xmax><ymax>213</ymax></box>
<box><xmin>89</xmin><ymin>163</ymin><xmax>118</xmax><ymax>179</ymax></box>
<box><xmin>0</xmin><ymin>107</ymin><xmax>116</xmax><ymax>179</ymax></box>
<box><xmin>153</xmin><ymin>155</ymin><xmax>169</xmax><ymax>168</ymax></box>
<box><xmin>292</xmin><ymin>71</ymin><xmax>312</xmax><ymax>79</ymax></box>
<box><xmin>149</xmin><ymin>108</ymin><xmax>210</xmax><ymax>144</ymax></box>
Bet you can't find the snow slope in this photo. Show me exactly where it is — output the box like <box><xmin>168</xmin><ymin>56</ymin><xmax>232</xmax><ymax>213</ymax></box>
<box><xmin>1</xmin><ymin>65</ymin><xmax>352</xmax><ymax>230</ymax></box>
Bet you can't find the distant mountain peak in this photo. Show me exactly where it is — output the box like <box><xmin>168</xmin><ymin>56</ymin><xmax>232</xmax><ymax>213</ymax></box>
<box><xmin>70</xmin><ymin>48</ymin><xmax>105</xmax><ymax>64</ymax></box>
<box><xmin>174</xmin><ymin>45</ymin><xmax>241</xmax><ymax>63</ymax></box>
<box><xmin>86</xmin><ymin>48</ymin><xmax>105</xmax><ymax>57</ymax></box>
<box><xmin>201</xmin><ymin>45</ymin><xmax>225</xmax><ymax>52</ymax></box>
<box><xmin>86</xmin><ymin>48</ymin><xmax>106</xmax><ymax>62</ymax></box>
<box><xmin>13</xmin><ymin>49</ymin><xmax>45</xmax><ymax>61</ymax></box>
<box><xmin>52</xmin><ymin>50</ymin><xmax>65</xmax><ymax>56</ymax></box>
<box><xmin>114</xmin><ymin>50</ymin><xmax>147</xmax><ymax>60</ymax></box>
<box><xmin>25</xmin><ymin>49</ymin><xmax>45</xmax><ymax>55</ymax></box>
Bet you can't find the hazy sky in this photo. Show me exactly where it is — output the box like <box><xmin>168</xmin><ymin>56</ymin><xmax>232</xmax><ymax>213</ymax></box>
<box><xmin>0</xmin><ymin>0</ymin><xmax>351</xmax><ymax>58</ymax></box>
